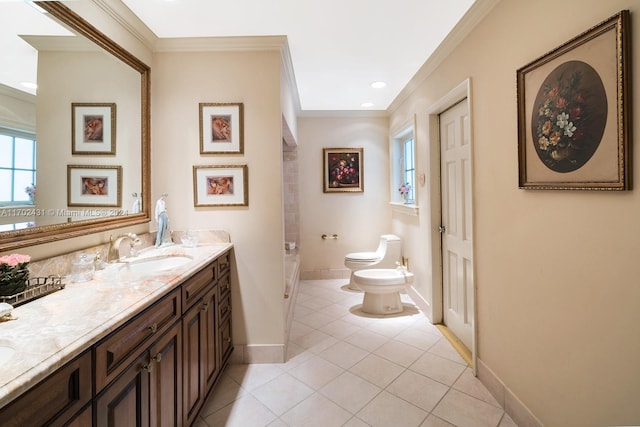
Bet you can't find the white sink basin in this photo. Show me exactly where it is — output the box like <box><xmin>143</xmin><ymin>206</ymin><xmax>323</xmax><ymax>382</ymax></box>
<box><xmin>0</xmin><ymin>345</ymin><xmax>15</xmax><ymax>365</ymax></box>
<box><xmin>119</xmin><ymin>254</ymin><xmax>193</xmax><ymax>275</ymax></box>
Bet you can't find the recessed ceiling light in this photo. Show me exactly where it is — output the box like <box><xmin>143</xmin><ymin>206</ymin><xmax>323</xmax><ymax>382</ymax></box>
<box><xmin>361</xmin><ymin>102</ymin><xmax>374</xmax><ymax>108</ymax></box>
<box><xmin>20</xmin><ymin>82</ymin><xmax>37</xmax><ymax>89</ymax></box>
<box><xmin>370</xmin><ymin>81</ymin><xmax>387</xmax><ymax>89</ymax></box>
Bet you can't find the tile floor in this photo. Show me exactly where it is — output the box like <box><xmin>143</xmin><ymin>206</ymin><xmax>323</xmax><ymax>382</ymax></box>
<box><xmin>194</xmin><ymin>279</ymin><xmax>518</xmax><ymax>427</ymax></box>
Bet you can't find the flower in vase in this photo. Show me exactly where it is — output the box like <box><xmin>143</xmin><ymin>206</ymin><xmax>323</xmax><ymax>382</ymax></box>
<box><xmin>0</xmin><ymin>253</ymin><xmax>31</xmax><ymax>296</ymax></box>
<box><xmin>25</xmin><ymin>184</ymin><xmax>36</xmax><ymax>203</ymax></box>
<box><xmin>398</xmin><ymin>183</ymin><xmax>411</xmax><ymax>195</ymax></box>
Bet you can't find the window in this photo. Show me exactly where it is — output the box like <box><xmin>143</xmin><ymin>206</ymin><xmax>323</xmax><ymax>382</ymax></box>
<box><xmin>402</xmin><ymin>136</ymin><xmax>416</xmax><ymax>203</ymax></box>
<box><xmin>391</xmin><ymin>126</ymin><xmax>416</xmax><ymax>205</ymax></box>
<box><xmin>0</xmin><ymin>127</ymin><xmax>36</xmax><ymax>206</ymax></box>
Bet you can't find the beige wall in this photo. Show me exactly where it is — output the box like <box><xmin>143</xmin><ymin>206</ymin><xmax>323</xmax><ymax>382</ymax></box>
<box><xmin>151</xmin><ymin>50</ymin><xmax>286</xmax><ymax>348</ymax></box>
<box><xmin>37</xmin><ymin>50</ymin><xmax>141</xmax><ymax>226</ymax></box>
<box><xmin>390</xmin><ymin>0</ymin><xmax>640</xmax><ymax>425</ymax></box>
<box><xmin>298</xmin><ymin>116</ymin><xmax>391</xmax><ymax>275</ymax></box>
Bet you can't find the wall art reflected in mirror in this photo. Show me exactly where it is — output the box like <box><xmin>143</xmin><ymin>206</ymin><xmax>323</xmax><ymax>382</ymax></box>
<box><xmin>0</xmin><ymin>1</ymin><xmax>150</xmax><ymax>251</ymax></box>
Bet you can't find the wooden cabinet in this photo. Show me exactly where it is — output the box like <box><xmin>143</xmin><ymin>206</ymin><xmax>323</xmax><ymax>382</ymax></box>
<box><xmin>0</xmin><ymin>248</ymin><xmax>233</xmax><ymax>427</ymax></box>
<box><xmin>95</xmin><ymin>316</ymin><xmax>183</xmax><ymax>427</ymax></box>
<box><xmin>218</xmin><ymin>272</ymin><xmax>233</xmax><ymax>366</ymax></box>
<box><xmin>149</xmin><ymin>321</ymin><xmax>183</xmax><ymax>427</ymax></box>
<box><xmin>94</xmin><ymin>288</ymin><xmax>181</xmax><ymax>393</ymax></box>
<box><xmin>94</xmin><ymin>348</ymin><xmax>150</xmax><ymax>427</ymax></box>
<box><xmin>182</xmin><ymin>263</ymin><xmax>219</xmax><ymax>426</ymax></box>
<box><xmin>0</xmin><ymin>351</ymin><xmax>92</xmax><ymax>427</ymax></box>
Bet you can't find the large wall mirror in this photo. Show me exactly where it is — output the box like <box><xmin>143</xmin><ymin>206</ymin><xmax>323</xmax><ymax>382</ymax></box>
<box><xmin>0</xmin><ymin>1</ymin><xmax>150</xmax><ymax>252</ymax></box>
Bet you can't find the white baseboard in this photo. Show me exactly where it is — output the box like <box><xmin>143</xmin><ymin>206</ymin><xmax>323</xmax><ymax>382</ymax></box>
<box><xmin>229</xmin><ymin>344</ymin><xmax>286</xmax><ymax>364</ymax></box>
<box><xmin>405</xmin><ymin>286</ymin><xmax>433</xmax><ymax>323</ymax></box>
<box><xmin>476</xmin><ymin>358</ymin><xmax>543</xmax><ymax>427</ymax></box>
<box><xmin>300</xmin><ymin>269</ymin><xmax>350</xmax><ymax>280</ymax></box>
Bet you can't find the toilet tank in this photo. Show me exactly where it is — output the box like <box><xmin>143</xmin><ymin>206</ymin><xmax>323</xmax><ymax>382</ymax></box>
<box><xmin>375</xmin><ymin>234</ymin><xmax>402</xmax><ymax>260</ymax></box>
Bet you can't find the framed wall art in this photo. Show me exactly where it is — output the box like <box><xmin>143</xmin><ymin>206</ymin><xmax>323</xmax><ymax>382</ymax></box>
<box><xmin>323</xmin><ymin>148</ymin><xmax>363</xmax><ymax>193</ymax></box>
<box><xmin>193</xmin><ymin>164</ymin><xmax>248</xmax><ymax>207</ymax></box>
<box><xmin>67</xmin><ymin>165</ymin><xmax>122</xmax><ymax>207</ymax></box>
<box><xmin>71</xmin><ymin>103</ymin><xmax>116</xmax><ymax>155</ymax></box>
<box><xmin>199</xmin><ymin>103</ymin><xmax>244</xmax><ymax>154</ymax></box>
<box><xmin>517</xmin><ymin>10</ymin><xmax>630</xmax><ymax>190</ymax></box>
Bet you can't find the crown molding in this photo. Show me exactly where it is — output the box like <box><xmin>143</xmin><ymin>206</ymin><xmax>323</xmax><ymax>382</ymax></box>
<box><xmin>90</xmin><ymin>0</ymin><xmax>157</xmax><ymax>50</ymax></box>
<box><xmin>387</xmin><ymin>0</ymin><xmax>501</xmax><ymax>113</ymax></box>
<box><xmin>154</xmin><ymin>35</ymin><xmax>288</xmax><ymax>52</ymax></box>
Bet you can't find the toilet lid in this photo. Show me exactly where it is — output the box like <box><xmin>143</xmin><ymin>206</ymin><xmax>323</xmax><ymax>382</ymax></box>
<box><xmin>345</xmin><ymin>252</ymin><xmax>380</xmax><ymax>262</ymax></box>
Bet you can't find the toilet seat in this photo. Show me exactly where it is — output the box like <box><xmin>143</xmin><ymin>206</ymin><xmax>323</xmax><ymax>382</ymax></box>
<box><xmin>345</xmin><ymin>252</ymin><xmax>380</xmax><ymax>263</ymax></box>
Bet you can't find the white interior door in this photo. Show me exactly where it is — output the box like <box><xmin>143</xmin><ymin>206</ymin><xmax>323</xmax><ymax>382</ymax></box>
<box><xmin>440</xmin><ymin>99</ymin><xmax>473</xmax><ymax>350</ymax></box>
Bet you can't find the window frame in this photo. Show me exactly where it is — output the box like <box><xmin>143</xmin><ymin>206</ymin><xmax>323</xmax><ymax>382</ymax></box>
<box><xmin>0</xmin><ymin>126</ymin><xmax>37</xmax><ymax>207</ymax></box>
<box><xmin>391</xmin><ymin>125</ymin><xmax>417</xmax><ymax>207</ymax></box>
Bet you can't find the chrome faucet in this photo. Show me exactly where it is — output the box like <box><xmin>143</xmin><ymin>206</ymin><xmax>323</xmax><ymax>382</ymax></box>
<box><xmin>107</xmin><ymin>233</ymin><xmax>140</xmax><ymax>262</ymax></box>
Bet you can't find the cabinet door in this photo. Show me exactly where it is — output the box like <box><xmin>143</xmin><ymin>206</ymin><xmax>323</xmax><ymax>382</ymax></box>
<box><xmin>182</xmin><ymin>288</ymin><xmax>216</xmax><ymax>427</ymax></box>
<box><xmin>64</xmin><ymin>404</ymin><xmax>92</xmax><ymax>427</ymax></box>
<box><xmin>95</xmin><ymin>351</ymin><xmax>150</xmax><ymax>427</ymax></box>
<box><xmin>219</xmin><ymin>316</ymin><xmax>233</xmax><ymax>366</ymax></box>
<box><xmin>203</xmin><ymin>286</ymin><xmax>219</xmax><ymax>391</ymax></box>
<box><xmin>218</xmin><ymin>272</ymin><xmax>233</xmax><ymax>366</ymax></box>
<box><xmin>149</xmin><ymin>321</ymin><xmax>183</xmax><ymax>427</ymax></box>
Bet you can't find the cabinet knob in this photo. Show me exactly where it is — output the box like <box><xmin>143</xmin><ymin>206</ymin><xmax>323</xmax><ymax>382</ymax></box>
<box><xmin>226</xmin><ymin>337</ymin><xmax>232</xmax><ymax>343</ymax></box>
<box><xmin>148</xmin><ymin>323</ymin><xmax>158</xmax><ymax>334</ymax></box>
<box><xmin>151</xmin><ymin>352</ymin><xmax>162</xmax><ymax>364</ymax></box>
<box><xmin>202</xmin><ymin>301</ymin><xmax>210</xmax><ymax>312</ymax></box>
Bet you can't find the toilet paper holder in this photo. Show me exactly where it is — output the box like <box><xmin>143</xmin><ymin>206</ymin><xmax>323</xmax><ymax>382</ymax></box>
<box><xmin>321</xmin><ymin>234</ymin><xmax>339</xmax><ymax>240</ymax></box>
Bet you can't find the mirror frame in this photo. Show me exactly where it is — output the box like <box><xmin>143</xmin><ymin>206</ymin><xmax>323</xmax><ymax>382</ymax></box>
<box><xmin>0</xmin><ymin>1</ymin><xmax>150</xmax><ymax>252</ymax></box>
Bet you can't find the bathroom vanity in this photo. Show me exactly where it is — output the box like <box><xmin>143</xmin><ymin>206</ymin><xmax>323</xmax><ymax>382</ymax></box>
<box><xmin>0</xmin><ymin>242</ymin><xmax>233</xmax><ymax>427</ymax></box>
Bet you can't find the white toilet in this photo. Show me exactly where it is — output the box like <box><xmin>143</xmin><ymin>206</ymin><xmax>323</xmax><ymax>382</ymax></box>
<box><xmin>353</xmin><ymin>268</ymin><xmax>414</xmax><ymax>315</ymax></box>
<box><xmin>344</xmin><ymin>234</ymin><xmax>402</xmax><ymax>291</ymax></box>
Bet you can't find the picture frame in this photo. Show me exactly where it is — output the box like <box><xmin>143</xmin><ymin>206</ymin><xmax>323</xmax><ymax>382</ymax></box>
<box><xmin>517</xmin><ymin>10</ymin><xmax>631</xmax><ymax>191</ymax></box>
<box><xmin>71</xmin><ymin>103</ymin><xmax>116</xmax><ymax>155</ymax></box>
<box><xmin>193</xmin><ymin>165</ymin><xmax>248</xmax><ymax>207</ymax></box>
<box><xmin>323</xmin><ymin>148</ymin><xmax>364</xmax><ymax>193</ymax></box>
<box><xmin>199</xmin><ymin>103</ymin><xmax>244</xmax><ymax>154</ymax></box>
<box><xmin>67</xmin><ymin>165</ymin><xmax>122</xmax><ymax>207</ymax></box>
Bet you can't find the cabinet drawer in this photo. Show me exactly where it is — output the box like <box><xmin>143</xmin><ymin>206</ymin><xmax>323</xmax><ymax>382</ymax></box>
<box><xmin>95</xmin><ymin>288</ymin><xmax>181</xmax><ymax>392</ymax></box>
<box><xmin>218</xmin><ymin>291</ymin><xmax>231</xmax><ymax>323</ymax></box>
<box><xmin>218</xmin><ymin>272</ymin><xmax>231</xmax><ymax>299</ymax></box>
<box><xmin>219</xmin><ymin>316</ymin><xmax>233</xmax><ymax>365</ymax></box>
<box><xmin>217</xmin><ymin>250</ymin><xmax>231</xmax><ymax>278</ymax></box>
<box><xmin>0</xmin><ymin>351</ymin><xmax>92</xmax><ymax>427</ymax></box>
<box><xmin>182</xmin><ymin>260</ymin><xmax>216</xmax><ymax>311</ymax></box>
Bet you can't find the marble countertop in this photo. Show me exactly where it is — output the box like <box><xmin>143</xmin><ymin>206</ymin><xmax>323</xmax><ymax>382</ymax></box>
<box><xmin>0</xmin><ymin>241</ymin><xmax>233</xmax><ymax>409</ymax></box>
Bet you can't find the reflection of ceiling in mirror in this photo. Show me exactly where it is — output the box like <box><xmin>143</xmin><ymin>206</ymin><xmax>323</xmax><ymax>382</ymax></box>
<box><xmin>0</xmin><ymin>1</ymin><xmax>73</xmax><ymax>95</ymax></box>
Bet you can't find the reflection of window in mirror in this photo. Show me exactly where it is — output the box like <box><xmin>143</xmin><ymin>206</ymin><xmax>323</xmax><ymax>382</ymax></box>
<box><xmin>0</xmin><ymin>127</ymin><xmax>36</xmax><ymax>207</ymax></box>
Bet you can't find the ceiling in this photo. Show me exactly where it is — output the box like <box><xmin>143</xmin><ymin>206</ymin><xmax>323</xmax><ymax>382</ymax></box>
<box><xmin>1</xmin><ymin>0</ymin><xmax>477</xmax><ymax>111</ymax></box>
<box><xmin>119</xmin><ymin>0</ymin><xmax>477</xmax><ymax>111</ymax></box>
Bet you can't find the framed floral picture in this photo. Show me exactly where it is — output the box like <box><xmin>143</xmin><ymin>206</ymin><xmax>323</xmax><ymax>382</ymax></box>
<box><xmin>71</xmin><ymin>103</ymin><xmax>116</xmax><ymax>155</ymax></box>
<box><xmin>193</xmin><ymin>165</ymin><xmax>248</xmax><ymax>207</ymax></box>
<box><xmin>67</xmin><ymin>165</ymin><xmax>122</xmax><ymax>207</ymax></box>
<box><xmin>199</xmin><ymin>103</ymin><xmax>244</xmax><ymax>154</ymax></box>
<box><xmin>517</xmin><ymin>10</ymin><xmax>630</xmax><ymax>190</ymax></box>
<box><xmin>323</xmin><ymin>148</ymin><xmax>363</xmax><ymax>193</ymax></box>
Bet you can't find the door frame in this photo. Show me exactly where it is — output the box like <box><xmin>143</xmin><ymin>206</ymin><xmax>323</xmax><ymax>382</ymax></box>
<box><xmin>425</xmin><ymin>78</ymin><xmax>477</xmax><ymax>372</ymax></box>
